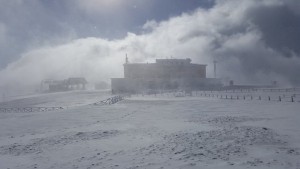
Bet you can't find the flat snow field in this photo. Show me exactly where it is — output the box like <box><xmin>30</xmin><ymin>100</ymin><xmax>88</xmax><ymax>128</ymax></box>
<box><xmin>0</xmin><ymin>91</ymin><xmax>300</xmax><ymax>169</ymax></box>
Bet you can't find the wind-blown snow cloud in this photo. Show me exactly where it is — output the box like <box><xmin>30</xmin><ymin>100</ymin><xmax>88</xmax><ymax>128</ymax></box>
<box><xmin>1</xmin><ymin>0</ymin><xmax>300</xmax><ymax>94</ymax></box>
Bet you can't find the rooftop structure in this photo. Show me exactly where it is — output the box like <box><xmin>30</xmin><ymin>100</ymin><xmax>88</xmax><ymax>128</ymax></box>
<box><xmin>124</xmin><ymin>58</ymin><xmax>207</xmax><ymax>79</ymax></box>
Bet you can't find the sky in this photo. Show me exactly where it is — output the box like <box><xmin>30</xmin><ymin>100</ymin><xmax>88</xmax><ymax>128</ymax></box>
<box><xmin>0</xmin><ymin>0</ymin><xmax>213</xmax><ymax>68</ymax></box>
<box><xmin>0</xmin><ymin>0</ymin><xmax>300</xmax><ymax>95</ymax></box>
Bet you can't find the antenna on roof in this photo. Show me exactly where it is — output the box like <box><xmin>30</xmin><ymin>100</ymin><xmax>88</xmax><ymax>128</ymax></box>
<box><xmin>125</xmin><ymin>53</ymin><xmax>128</xmax><ymax>64</ymax></box>
<box><xmin>213</xmin><ymin>60</ymin><xmax>217</xmax><ymax>78</ymax></box>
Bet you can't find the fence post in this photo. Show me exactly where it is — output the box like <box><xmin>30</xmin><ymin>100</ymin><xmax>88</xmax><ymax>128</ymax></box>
<box><xmin>291</xmin><ymin>96</ymin><xmax>294</xmax><ymax>102</ymax></box>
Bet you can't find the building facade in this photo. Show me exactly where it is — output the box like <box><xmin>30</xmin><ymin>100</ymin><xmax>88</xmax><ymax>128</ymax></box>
<box><xmin>111</xmin><ymin>58</ymin><xmax>221</xmax><ymax>94</ymax></box>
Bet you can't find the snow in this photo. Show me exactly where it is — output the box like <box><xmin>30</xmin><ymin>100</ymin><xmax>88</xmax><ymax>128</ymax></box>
<box><xmin>0</xmin><ymin>90</ymin><xmax>300</xmax><ymax>169</ymax></box>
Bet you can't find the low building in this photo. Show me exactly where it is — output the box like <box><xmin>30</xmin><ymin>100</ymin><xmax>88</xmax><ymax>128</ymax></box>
<box><xmin>41</xmin><ymin>77</ymin><xmax>87</xmax><ymax>92</ymax></box>
<box><xmin>111</xmin><ymin>58</ymin><xmax>222</xmax><ymax>94</ymax></box>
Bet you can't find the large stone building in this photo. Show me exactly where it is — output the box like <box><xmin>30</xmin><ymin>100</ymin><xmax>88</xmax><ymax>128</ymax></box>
<box><xmin>111</xmin><ymin>58</ymin><xmax>222</xmax><ymax>94</ymax></box>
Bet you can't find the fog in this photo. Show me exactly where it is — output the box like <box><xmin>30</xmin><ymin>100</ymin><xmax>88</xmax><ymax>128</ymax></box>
<box><xmin>1</xmin><ymin>0</ymin><xmax>300</xmax><ymax>95</ymax></box>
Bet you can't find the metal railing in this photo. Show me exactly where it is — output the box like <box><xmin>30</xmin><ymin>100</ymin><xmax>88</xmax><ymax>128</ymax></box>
<box><xmin>92</xmin><ymin>95</ymin><xmax>124</xmax><ymax>106</ymax></box>
<box><xmin>0</xmin><ymin>95</ymin><xmax>125</xmax><ymax>113</ymax></box>
<box><xmin>0</xmin><ymin>107</ymin><xmax>64</xmax><ymax>113</ymax></box>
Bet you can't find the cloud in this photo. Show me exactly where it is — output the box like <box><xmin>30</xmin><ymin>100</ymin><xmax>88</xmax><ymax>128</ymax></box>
<box><xmin>0</xmin><ymin>0</ymin><xmax>213</xmax><ymax>70</ymax></box>
<box><xmin>142</xmin><ymin>20</ymin><xmax>158</xmax><ymax>31</ymax></box>
<box><xmin>0</xmin><ymin>22</ymin><xmax>6</xmax><ymax>45</ymax></box>
<box><xmin>75</xmin><ymin>0</ymin><xmax>126</xmax><ymax>14</ymax></box>
<box><xmin>1</xmin><ymin>0</ymin><xmax>300</xmax><ymax>95</ymax></box>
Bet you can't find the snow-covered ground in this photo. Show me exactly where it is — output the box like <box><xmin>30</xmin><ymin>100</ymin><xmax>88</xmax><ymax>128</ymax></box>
<box><xmin>0</xmin><ymin>90</ymin><xmax>113</xmax><ymax>108</ymax></box>
<box><xmin>1</xmin><ymin>91</ymin><xmax>300</xmax><ymax>169</ymax></box>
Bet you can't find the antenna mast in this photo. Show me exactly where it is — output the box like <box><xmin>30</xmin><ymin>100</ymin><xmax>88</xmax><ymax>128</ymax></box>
<box><xmin>125</xmin><ymin>54</ymin><xmax>128</xmax><ymax>64</ymax></box>
<box><xmin>213</xmin><ymin>60</ymin><xmax>217</xmax><ymax>78</ymax></box>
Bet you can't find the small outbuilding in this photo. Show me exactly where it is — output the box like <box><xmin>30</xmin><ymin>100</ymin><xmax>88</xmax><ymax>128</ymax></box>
<box><xmin>41</xmin><ymin>77</ymin><xmax>87</xmax><ymax>92</ymax></box>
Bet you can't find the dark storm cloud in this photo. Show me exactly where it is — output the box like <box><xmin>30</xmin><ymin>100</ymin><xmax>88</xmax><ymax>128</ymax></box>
<box><xmin>235</xmin><ymin>0</ymin><xmax>300</xmax><ymax>84</ymax></box>
<box><xmin>249</xmin><ymin>4</ymin><xmax>300</xmax><ymax>57</ymax></box>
